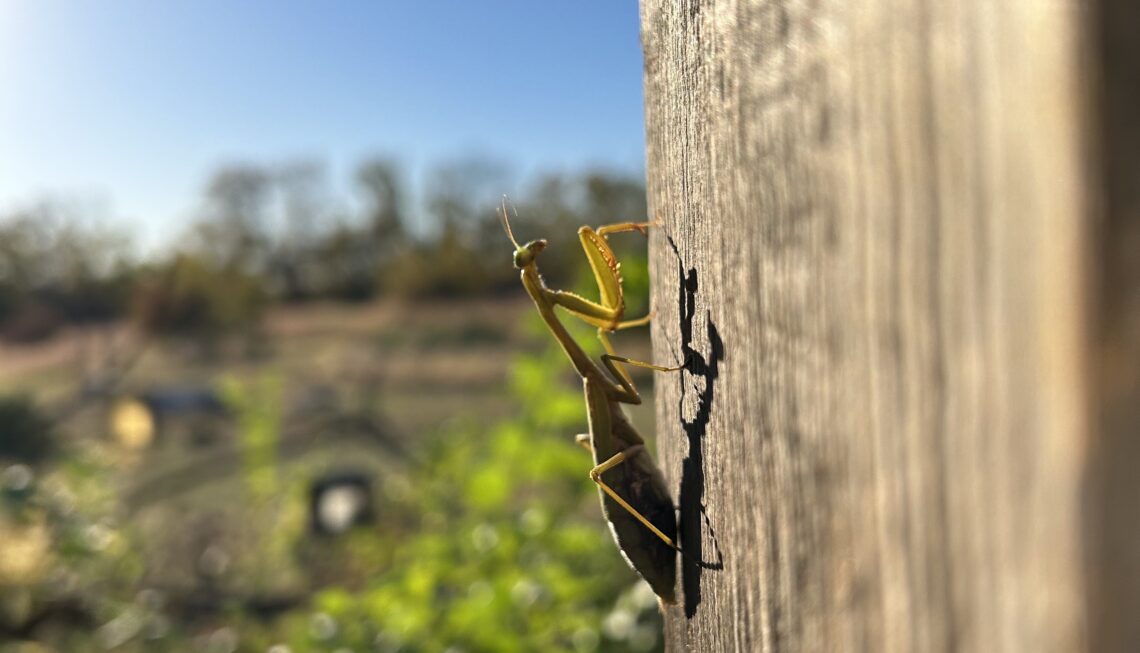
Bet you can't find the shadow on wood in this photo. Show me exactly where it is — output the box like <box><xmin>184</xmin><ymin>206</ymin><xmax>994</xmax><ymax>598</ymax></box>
<box><xmin>670</xmin><ymin>236</ymin><xmax>726</xmax><ymax>617</ymax></box>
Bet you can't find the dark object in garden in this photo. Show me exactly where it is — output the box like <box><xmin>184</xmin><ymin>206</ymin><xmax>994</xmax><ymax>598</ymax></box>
<box><xmin>0</xmin><ymin>395</ymin><xmax>56</xmax><ymax>464</ymax></box>
<box><xmin>309</xmin><ymin>471</ymin><xmax>375</xmax><ymax>536</ymax></box>
<box><xmin>110</xmin><ymin>386</ymin><xmax>228</xmax><ymax>449</ymax></box>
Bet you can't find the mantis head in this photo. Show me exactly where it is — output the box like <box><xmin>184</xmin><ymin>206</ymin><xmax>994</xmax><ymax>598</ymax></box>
<box><xmin>499</xmin><ymin>196</ymin><xmax>548</xmax><ymax>269</ymax></box>
<box><xmin>512</xmin><ymin>239</ymin><xmax>548</xmax><ymax>269</ymax></box>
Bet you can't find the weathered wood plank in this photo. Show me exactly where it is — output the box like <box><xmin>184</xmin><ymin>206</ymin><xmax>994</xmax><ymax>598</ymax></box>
<box><xmin>641</xmin><ymin>0</ymin><xmax>1095</xmax><ymax>650</ymax></box>
<box><xmin>1086</xmin><ymin>2</ymin><xmax>1140</xmax><ymax>652</ymax></box>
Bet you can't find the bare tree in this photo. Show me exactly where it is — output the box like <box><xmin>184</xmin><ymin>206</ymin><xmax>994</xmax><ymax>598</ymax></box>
<box><xmin>195</xmin><ymin>165</ymin><xmax>272</xmax><ymax>272</ymax></box>
<box><xmin>278</xmin><ymin>160</ymin><xmax>330</xmax><ymax>246</ymax></box>
<box><xmin>425</xmin><ymin>156</ymin><xmax>509</xmax><ymax>239</ymax></box>
<box><xmin>356</xmin><ymin>157</ymin><xmax>406</xmax><ymax>253</ymax></box>
<box><xmin>273</xmin><ymin>160</ymin><xmax>331</xmax><ymax>300</ymax></box>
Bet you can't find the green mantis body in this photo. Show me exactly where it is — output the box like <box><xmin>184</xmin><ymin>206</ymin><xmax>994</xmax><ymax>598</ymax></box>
<box><xmin>501</xmin><ymin>203</ymin><xmax>680</xmax><ymax>604</ymax></box>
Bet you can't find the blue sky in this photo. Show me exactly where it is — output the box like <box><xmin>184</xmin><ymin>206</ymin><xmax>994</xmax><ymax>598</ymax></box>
<box><xmin>0</xmin><ymin>1</ymin><xmax>647</xmax><ymax>251</ymax></box>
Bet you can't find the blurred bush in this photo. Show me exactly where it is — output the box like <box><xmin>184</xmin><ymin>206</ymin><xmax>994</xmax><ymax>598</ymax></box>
<box><xmin>130</xmin><ymin>255</ymin><xmax>265</xmax><ymax>340</ymax></box>
<box><xmin>380</xmin><ymin>226</ymin><xmax>496</xmax><ymax>299</ymax></box>
<box><xmin>0</xmin><ymin>396</ymin><xmax>56</xmax><ymax>465</ymax></box>
<box><xmin>0</xmin><ymin>204</ymin><xmax>133</xmax><ymax>342</ymax></box>
<box><xmin>0</xmin><ymin>329</ymin><xmax>663</xmax><ymax>651</ymax></box>
<box><xmin>220</xmin><ymin>372</ymin><xmax>283</xmax><ymax>503</ymax></box>
<box><xmin>0</xmin><ymin>159</ymin><xmax>661</xmax><ymax>651</ymax></box>
<box><xmin>0</xmin><ymin>162</ymin><xmax>649</xmax><ymax>344</ymax></box>
<box><xmin>270</xmin><ymin>336</ymin><xmax>664</xmax><ymax>653</ymax></box>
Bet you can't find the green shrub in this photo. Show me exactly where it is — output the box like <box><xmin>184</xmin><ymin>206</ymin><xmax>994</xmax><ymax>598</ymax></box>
<box><xmin>272</xmin><ymin>338</ymin><xmax>664</xmax><ymax>653</ymax></box>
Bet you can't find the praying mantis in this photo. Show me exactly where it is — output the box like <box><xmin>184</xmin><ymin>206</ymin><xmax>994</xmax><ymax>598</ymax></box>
<box><xmin>500</xmin><ymin>199</ymin><xmax>683</xmax><ymax>604</ymax></box>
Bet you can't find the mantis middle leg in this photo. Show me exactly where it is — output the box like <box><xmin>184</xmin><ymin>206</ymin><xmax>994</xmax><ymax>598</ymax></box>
<box><xmin>596</xmin><ymin>329</ymin><xmax>685</xmax><ymax>405</ymax></box>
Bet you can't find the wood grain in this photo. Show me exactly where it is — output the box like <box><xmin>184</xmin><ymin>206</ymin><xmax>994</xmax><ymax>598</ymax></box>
<box><xmin>641</xmin><ymin>0</ymin><xmax>1099</xmax><ymax>650</ymax></box>
<box><xmin>1086</xmin><ymin>1</ymin><xmax>1140</xmax><ymax>652</ymax></box>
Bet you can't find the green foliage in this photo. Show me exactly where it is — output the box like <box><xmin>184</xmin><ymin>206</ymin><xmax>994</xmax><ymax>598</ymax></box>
<box><xmin>270</xmin><ymin>342</ymin><xmax>664</xmax><ymax>653</ymax></box>
<box><xmin>0</xmin><ymin>333</ymin><xmax>665</xmax><ymax>651</ymax></box>
<box><xmin>0</xmin><ymin>445</ymin><xmax>147</xmax><ymax>648</ymax></box>
<box><xmin>220</xmin><ymin>372</ymin><xmax>284</xmax><ymax>502</ymax></box>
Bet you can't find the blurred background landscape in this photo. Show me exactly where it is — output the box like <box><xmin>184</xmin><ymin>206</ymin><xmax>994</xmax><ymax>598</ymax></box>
<box><xmin>0</xmin><ymin>3</ymin><xmax>665</xmax><ymax>651</ymax></box>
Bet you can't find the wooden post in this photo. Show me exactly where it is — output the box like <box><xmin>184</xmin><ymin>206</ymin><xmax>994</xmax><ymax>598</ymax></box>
<box><xmin>640</xmin><ymin>0</ymin><xmax>1132</xmax><ymax>650</ymax></box>
<box><xmin>1085</xmin><ymin>2</ymin><xmax>1140</xmax><ymax>653</ymax></box>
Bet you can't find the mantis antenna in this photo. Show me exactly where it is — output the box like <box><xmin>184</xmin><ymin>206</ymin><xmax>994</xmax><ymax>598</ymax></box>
<box><xmin>499</xmin><ymin>195</ymin><xmax>520</xmax><ymax>249</ymax></box>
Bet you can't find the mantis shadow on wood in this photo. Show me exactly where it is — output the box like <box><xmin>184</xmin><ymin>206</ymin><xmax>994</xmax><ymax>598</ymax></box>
<box><xmin>669</xmin><ymin>236</ymin><xmax>725</xmax><ymax>619</ymax></box>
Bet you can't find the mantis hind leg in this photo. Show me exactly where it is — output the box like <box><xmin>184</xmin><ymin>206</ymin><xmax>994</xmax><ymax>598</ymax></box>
<box><xmin>589</xmin><ymin>445</ymin><xmax>680</xmax><ymax>552</ymax></box>
<box><xmin>590</xmin><ymin>443</ymin><xmax>724</xmax><ymax>570</ymax></box>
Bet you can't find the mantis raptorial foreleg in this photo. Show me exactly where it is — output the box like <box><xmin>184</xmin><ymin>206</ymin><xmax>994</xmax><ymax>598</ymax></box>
<box><xmin>589</xmin><ymin>445</ymin><xmax>680</xmax><ymax>551</ymax></box>
<box><xmin>595</xmin><ymin>222</ymin><xmax>651</xmax><ymax>238</ymax></box>
<box><xmin>540</xmin><ymin>221</ymin><xmax>656</xmax><ymax>332</ymax></box>
<box><xmin>543</xmin><ymin>290</ymin><xmax>653</xmax><ymax>331</ymax></box>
